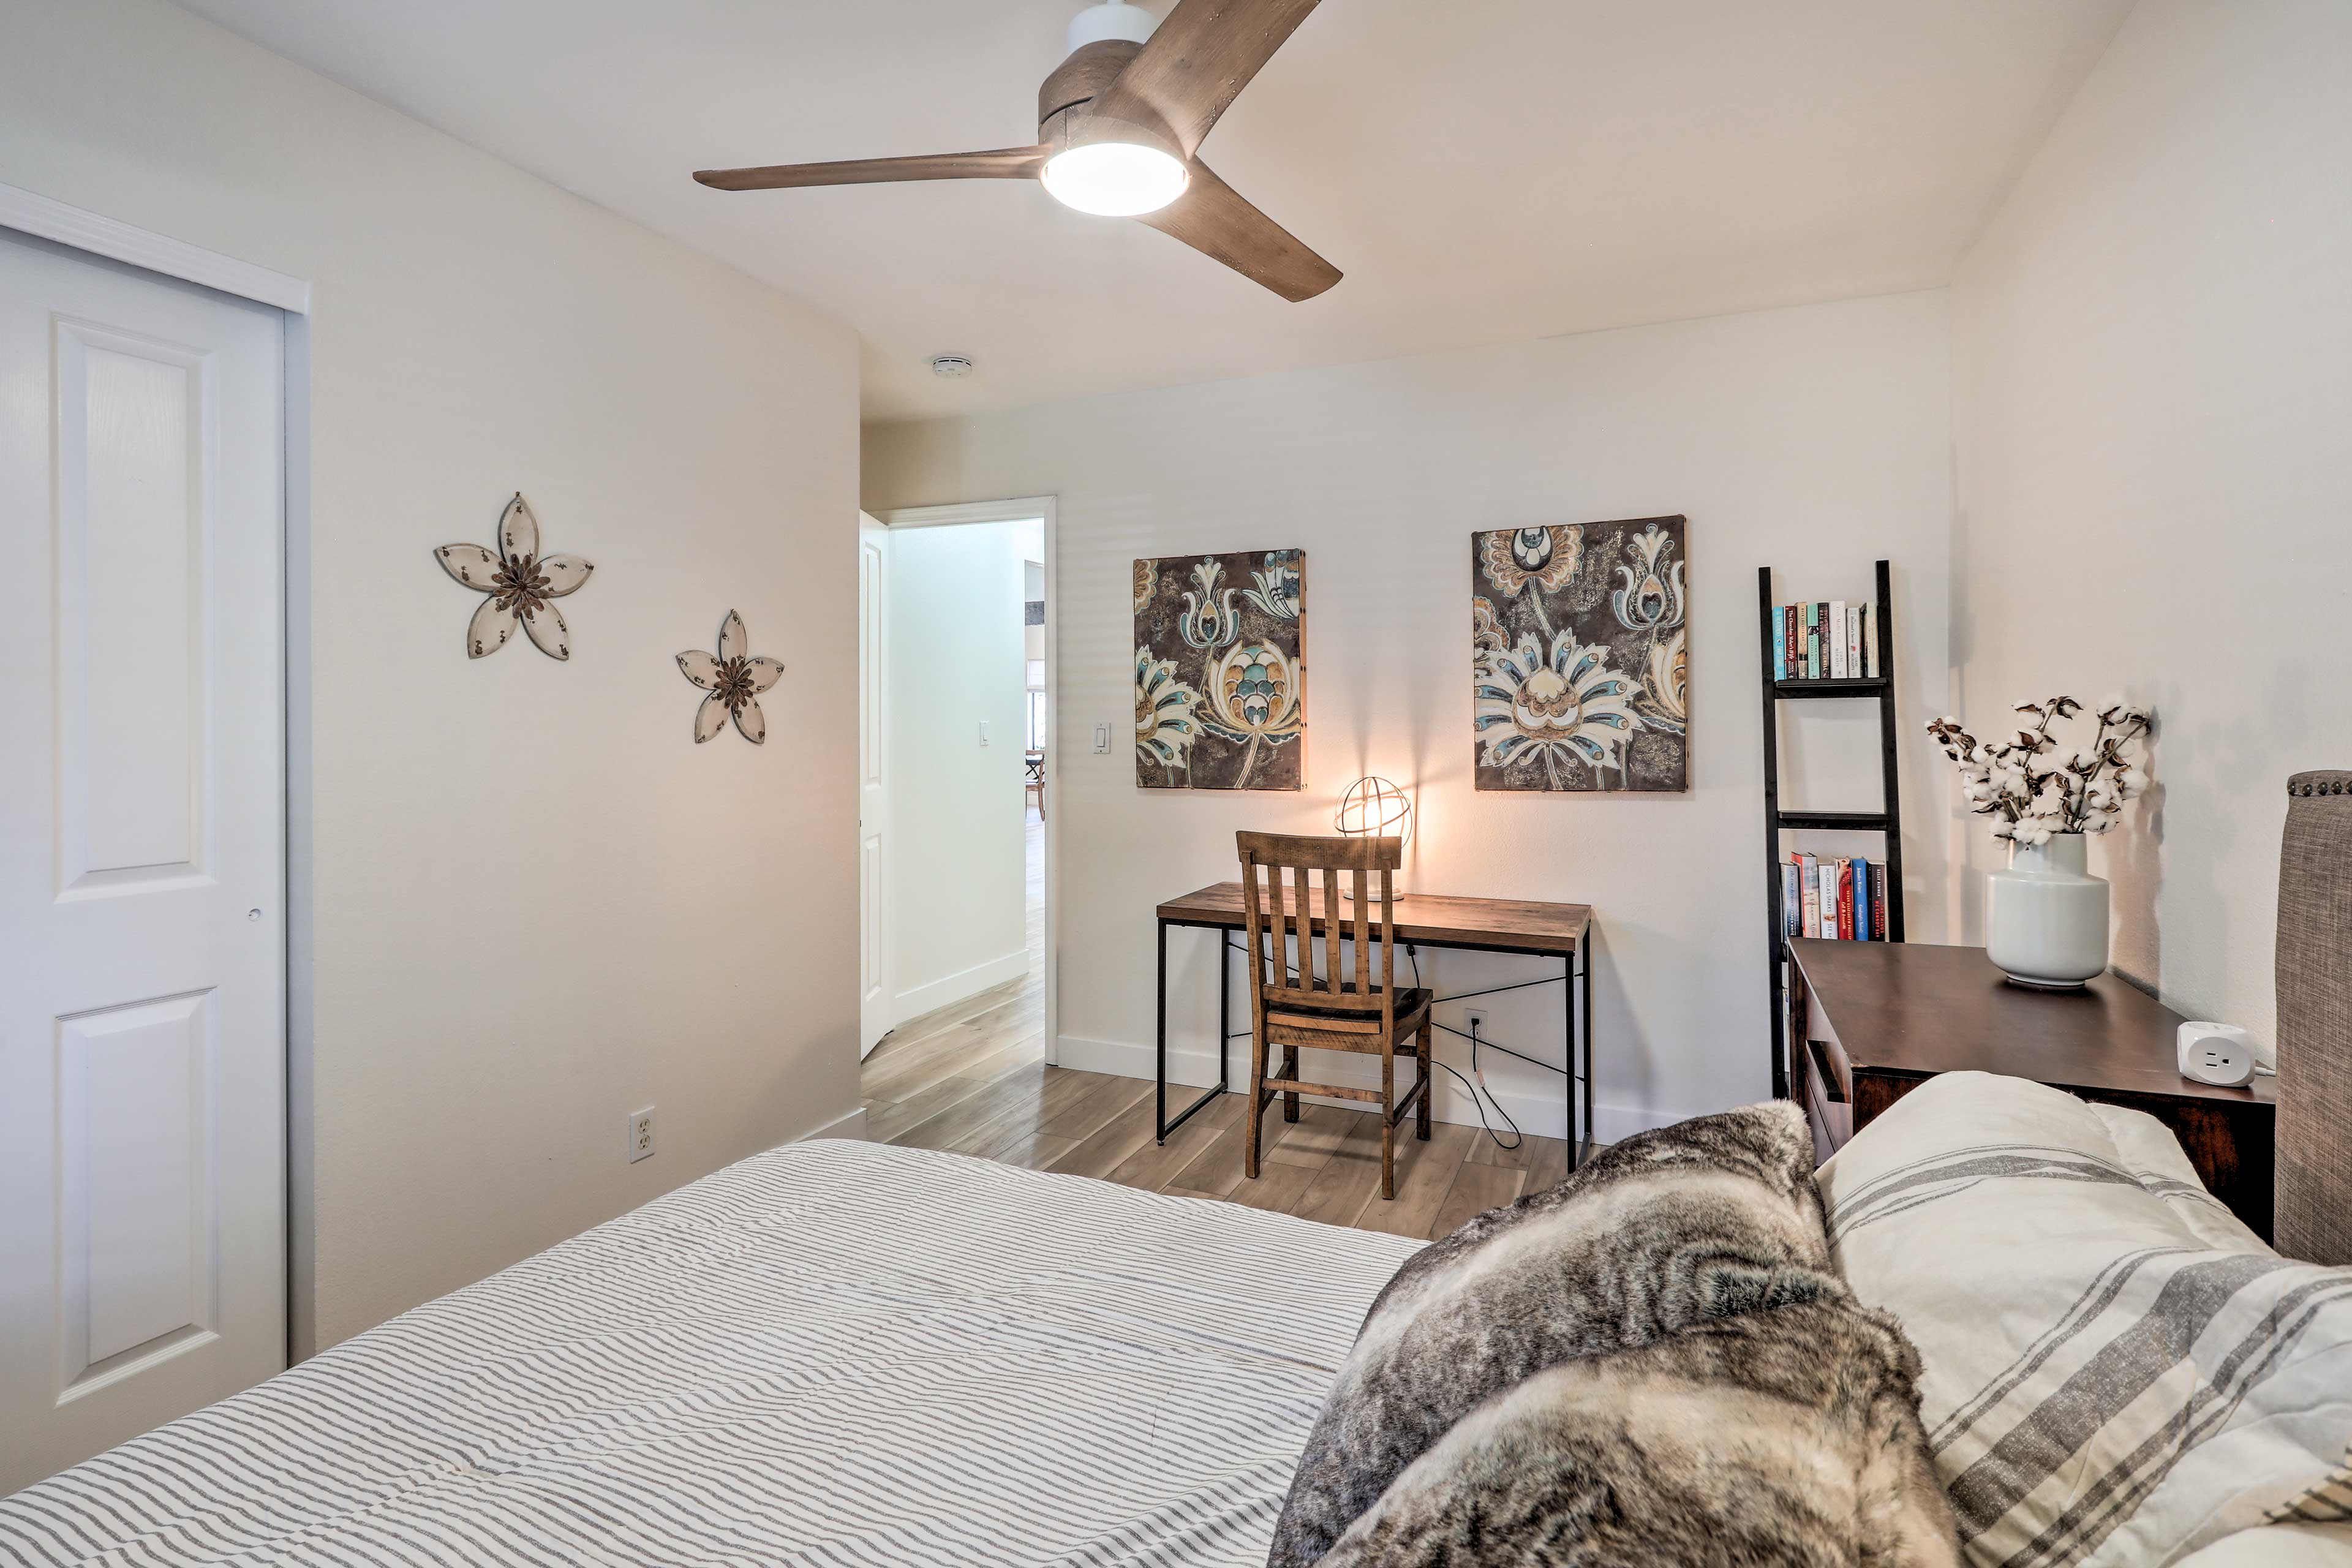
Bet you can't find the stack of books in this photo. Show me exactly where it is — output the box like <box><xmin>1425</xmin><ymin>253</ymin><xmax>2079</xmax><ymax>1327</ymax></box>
<box><xmin>1770</xmin><ymin>600</ymin><xmax>1879</xmax><ymax>681</ymax></box>
<box><xmin>1782</xmin><ymin>853</ymin><xmax>1887</xmax><ymax>941</ymax></box>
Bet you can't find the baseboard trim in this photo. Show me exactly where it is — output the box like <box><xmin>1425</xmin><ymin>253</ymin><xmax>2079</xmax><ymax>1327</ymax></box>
<box><xmin>801</xmin><ymin>1104</ymin><xmax>869</xmax><ymax>1142</ymax></box>
<box><xmin>1054</xmin><ymin>1033</ymin><xmax>1691</xmax><ymax>1147</ymax></box>
<box><xmin>890</xmin><ymin>949</ymin><xmax>1030</xmax><ymax>1027</ymax></box>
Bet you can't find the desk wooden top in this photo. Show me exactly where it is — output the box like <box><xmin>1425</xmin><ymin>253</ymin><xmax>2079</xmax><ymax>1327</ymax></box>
<box><xmin>1158</xmin><ymin>882</ymin><xmax>1591</xmax><ymax>956</ymax></box>
<box><xmin>1791</xmin><ymin>939</ymin><xmax>2274</xmax><ymax>1110</ymax></box>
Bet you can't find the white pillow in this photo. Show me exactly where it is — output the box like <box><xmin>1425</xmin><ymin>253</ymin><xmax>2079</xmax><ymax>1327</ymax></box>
<box><xmin>1818</xmin><ymin>1071</ymin><xmax>2352</xmax><ymax>1568</ymax></box>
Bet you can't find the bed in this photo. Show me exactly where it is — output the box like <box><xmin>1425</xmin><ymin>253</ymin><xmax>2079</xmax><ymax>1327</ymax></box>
<box><xmin>6</xmin><ymin>773</ymin><xmax>2347</xmax><ymax>1567</ymax></box>
<box><xmin>0</xmin><ymin>1141</ymin><xmax>1422</xmax><ymax>1566</ymax></box>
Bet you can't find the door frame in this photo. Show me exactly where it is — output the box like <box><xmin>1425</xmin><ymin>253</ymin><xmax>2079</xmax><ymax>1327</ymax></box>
<box><xmin>875</xmin><ymin>497</ymin><xmax>1060</xmax><ymax>1067</ymax></box>
<box><xmin>0</xmin><ymin>179</ymin><xmax>318</xmax><ymax>1358</ymax></box>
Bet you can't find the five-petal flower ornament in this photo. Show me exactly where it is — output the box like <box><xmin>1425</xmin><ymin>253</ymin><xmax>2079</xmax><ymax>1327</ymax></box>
<box><xmin>678</xmin><ymin>611</ymin><xmax>784</xmax><ymax>744</ymax></box>
<box><xmin>435</xmin><ymin>493</ymin><xmax>595</xmax><ymax>660</ymax></box>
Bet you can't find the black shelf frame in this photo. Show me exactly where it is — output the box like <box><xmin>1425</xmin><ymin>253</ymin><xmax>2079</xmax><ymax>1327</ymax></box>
<box><xmin>1757</xmin><ymin>560</ymin><xmax>1906</xmax><ymax>1099</ymax></box>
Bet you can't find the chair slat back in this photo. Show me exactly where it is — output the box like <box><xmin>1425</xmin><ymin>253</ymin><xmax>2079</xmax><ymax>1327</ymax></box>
<box><xmin>1236</xmin><ymin>832</ymin><xmax>1401</xmax><ymax>1022</ymax></box>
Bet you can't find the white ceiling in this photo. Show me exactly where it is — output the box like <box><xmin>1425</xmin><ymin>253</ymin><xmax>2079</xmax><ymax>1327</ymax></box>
<box><xmin>173</xmin><ymin>0</ymin><xmax>2132</xmax><ymax>423</ymax></box>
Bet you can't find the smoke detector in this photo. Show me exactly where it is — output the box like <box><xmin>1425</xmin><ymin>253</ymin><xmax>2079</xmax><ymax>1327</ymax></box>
<box><xmin>929</xmin><ymin>354</ymin><xmax>976</xmax><ymax>379</ymax></box>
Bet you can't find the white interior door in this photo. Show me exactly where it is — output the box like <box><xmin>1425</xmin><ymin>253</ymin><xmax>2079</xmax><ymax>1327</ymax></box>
<box><xmin>0</xmin><ymin>231</ymin><xmax>287</xmax><ymax>1494</ymax></box>
<box><xmin>858</xmin><ymin>513</ymin><xmax>892</xmax><ymax>1058</ymax></box>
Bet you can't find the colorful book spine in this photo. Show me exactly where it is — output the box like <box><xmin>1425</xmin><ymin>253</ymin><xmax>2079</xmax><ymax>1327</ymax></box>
<box><xmin>1806</xmin><ymin>604</ymin><xmax>1822</xmax><ymax>679</ymax></box>
<box><xmin>1828</xmin><ymin>601</ymin><xmax>1847</xmax><ymax>679</ymax></box>
<box><xmin>1847</xmin><ymin>605</ymin><xmax>1863</xmax><ymax>680</ymax></box>
<box><xmin>1773</xmin><ymin>605</ymin><xmax>1787</xmax><ymax>681</ymax></box>
<box><xmin>1818</xmin><ymin>859</ymin><xmax>1837</xmax><ymax>938</ymax></box>
<box><xmin>1781</xmin><ymin>862</ymin><xmax>1801</xmax><ymax>938</ymax></box>
<box><xmin>1872</xmin><ymin>863</ymin><xmax>1890</xmax><ymax>938</ymax></box>
<box><xmin>1853</xmin><ymin>856</ymin><xmax>1872</xmax><ymax>941</ymax></box>
<box><xmin>1797</xmin><ymin>853</ymin><xmax>1820</xmax><ymax>937</ymax></box>
<box><xmin>1861</xmin><ymin>601</ymin><xmax>1877</xmax><ymax>679</ymax></box>
<box><xmin>1838</xmin><ymin>860</ymin><xmax>1855</xmax><ymax>939</ymax></box>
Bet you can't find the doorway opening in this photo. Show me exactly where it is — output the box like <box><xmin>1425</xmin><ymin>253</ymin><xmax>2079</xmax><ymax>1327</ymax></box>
<box><xmin>858</xmin><ymin>500</ymin><xmax>1056</xmax><ymax>1136</ymax></box>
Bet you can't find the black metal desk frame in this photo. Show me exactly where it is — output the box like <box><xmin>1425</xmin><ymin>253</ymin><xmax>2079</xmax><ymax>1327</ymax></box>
<box><xmin>1153</xmin><ymin>910</ymin><xmax>1596</xmax><ymax>1169</ymax></box>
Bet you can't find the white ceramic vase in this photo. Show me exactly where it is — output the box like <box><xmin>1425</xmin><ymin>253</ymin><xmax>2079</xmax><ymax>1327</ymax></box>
<box><xmin>1986</xmin><ymin>832</ymin><xmax>2109</xmax><ymax>990</ymax></box>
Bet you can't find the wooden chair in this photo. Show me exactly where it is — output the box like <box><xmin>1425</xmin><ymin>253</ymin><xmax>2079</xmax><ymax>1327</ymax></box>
<box><xmin>1237</xmin><ymin>831</ymin><xmax>1432</xmax><ymax>1200</ymax></box>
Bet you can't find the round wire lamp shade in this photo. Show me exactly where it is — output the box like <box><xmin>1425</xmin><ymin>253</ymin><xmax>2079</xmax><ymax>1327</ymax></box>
<box><xmin>1335</xmin><ymin>775</ymin><xmax>1411</xmax><ymax>842</ymax></box>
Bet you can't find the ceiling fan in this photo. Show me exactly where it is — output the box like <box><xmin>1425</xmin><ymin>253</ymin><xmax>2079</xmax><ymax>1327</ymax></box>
<box><xmin>693</xmin><ymin>0</ymin><xmax>1340</xmax><ymax>303</ymax></box>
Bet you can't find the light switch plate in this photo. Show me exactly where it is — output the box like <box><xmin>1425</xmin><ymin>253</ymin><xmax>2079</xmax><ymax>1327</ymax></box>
<box><xmin>978</xmin><ymin>720</ymin><xmax>990</xmax><ymax>746</ymax></box>
<box><xmin>1093</xmin><ymin>722</ymin><xmax>1111</xmax><ymax>755</ymax></box>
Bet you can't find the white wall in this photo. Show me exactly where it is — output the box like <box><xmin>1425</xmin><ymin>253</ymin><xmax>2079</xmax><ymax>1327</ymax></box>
<box><xmin>0</xmin><ymin>0</ymin><xmax>861</xmax><ymax>1352</ymax></box>
<box><xmin>865</xmin><ymin>292</ymin><xmax>1955</xmax><ymax>1139</ymax></box>
<box><xmin>885</xmin><ymin>519</ymin><xmax>1035</xmax><ymax>1021</ymax></box>
<box><xmin>1948</xmin><ymin>0</ymin><xmax>2352</xmax><ymax>1052</ymax></box>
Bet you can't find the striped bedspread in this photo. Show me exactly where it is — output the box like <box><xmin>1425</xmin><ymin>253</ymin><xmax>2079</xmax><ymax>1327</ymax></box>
<box><xmin>0</xmin><ymin>1139</ymin><xmax>1423</xmax><ymax>1566</ymax></box>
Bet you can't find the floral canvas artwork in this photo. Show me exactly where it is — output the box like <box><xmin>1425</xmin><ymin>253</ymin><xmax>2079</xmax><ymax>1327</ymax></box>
<box><xmin>1133</xmin><ymin>549</ymin><xmax>1305</xmax><ymax>791</ymax></box>
<box><xmin>1471</xmin><ymin>517</ymin><xmax>1689</xmax><ymax>792</ymax></box>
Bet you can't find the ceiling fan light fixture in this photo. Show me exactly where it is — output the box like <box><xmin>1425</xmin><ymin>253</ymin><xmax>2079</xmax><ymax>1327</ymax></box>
<box><xmin>1041</xmin><ymin>141</ymin><xmax>1189</xmax><ymax>217</ymax></box>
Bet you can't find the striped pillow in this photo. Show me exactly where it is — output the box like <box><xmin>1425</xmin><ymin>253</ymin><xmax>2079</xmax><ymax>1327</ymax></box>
<box><xmin>1819</xmin><ymin>1071</ymin><xmax>2352</xmax><ymax>1568</ymax></box>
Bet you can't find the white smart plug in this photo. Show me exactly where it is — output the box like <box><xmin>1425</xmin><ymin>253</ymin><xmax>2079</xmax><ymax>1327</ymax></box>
<box><xmin>2177</xmin><ymin>1022</ymin><xmax>2256</xmax><ymax>1087</ymax></box>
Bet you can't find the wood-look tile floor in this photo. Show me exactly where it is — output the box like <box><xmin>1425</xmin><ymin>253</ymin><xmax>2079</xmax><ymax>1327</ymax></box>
<box><xmin>859</xmin><ymin>812</ymin><xmax>1570</xmax><ymax>1242</ymax></box>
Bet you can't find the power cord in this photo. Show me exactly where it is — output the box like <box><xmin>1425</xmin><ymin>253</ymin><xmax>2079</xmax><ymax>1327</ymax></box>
<box><xmin>1411</xmin><ymin>949</ymin><xmax>1523</xmax><ymax>1152</ymax></box>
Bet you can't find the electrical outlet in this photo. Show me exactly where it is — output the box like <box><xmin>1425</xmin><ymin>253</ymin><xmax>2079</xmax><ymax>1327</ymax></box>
<box><xmin>1092</xmin><ymin>722</ymin><xmax>1111</xmax><ymax>755</ymax></box>
<box><xmin>627</xmin><ymin>1106</ymin><xmax>655</xmax><ymax>1163</ymax></box>
<box><xmin>1464</xmin><ymin>1009</ymin><xmax>1488</xmax><ymax>1039</ymax></box>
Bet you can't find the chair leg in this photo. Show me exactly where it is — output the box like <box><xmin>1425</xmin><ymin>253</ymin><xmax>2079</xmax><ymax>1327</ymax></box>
<box><xmin>1246</xmin><ymin>1026</ymin><xmax>1266</xmax><ymax>1180</ymax></box>
<box><xmin>1281</xmin><ymin>1044</ymin><xmax>1300</xmax><ymax>1123</ymax></box>
<box><xmin>1417</xmin><ymin>1020</ymin><xmax>1433</xmax><ymax>1140</ymax></box>
<box><xmin>1379</xmin><ymin>1041</ymin><xmax>1396</xmax><ymax>1200</ymax></box>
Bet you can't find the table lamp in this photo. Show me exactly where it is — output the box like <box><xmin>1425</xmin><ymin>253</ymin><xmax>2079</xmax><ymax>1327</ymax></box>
<box><xmin>1333</xmin><ymin>776</ymin><xmax>1411</xmax><ymax>902</ymax></box>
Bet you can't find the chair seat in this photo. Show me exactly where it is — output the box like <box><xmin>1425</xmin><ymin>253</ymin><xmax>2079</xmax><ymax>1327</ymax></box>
<box><xmin>1265</xmin><ymin>986</ymin><xmax>1432</xmax><ymax>1050</ymax></box>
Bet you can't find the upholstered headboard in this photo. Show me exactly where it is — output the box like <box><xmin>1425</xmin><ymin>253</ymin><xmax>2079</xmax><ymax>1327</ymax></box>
<box><xmin>2277</xmin><ymin>771</ymin><xmax>2352</xmax><ymax>1265</ymax></box>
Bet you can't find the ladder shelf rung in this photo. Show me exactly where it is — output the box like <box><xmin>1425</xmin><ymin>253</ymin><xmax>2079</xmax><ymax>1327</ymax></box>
<box><xmin>1776</xmin><ymin>810</ymin><xmax>1891</xmax><ymax>831</ymax></box>
<box><xmin>1773</xmin><ymin>677</ymin><xmax>1890</xmax><ymax>698</ymax></box>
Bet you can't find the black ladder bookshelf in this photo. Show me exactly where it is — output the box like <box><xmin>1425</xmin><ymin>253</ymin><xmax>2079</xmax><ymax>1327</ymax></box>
<box><xmin>1757</xmin><ymin>560</ymin><xmax>1905</xmax><ymax>1099</ymax></box>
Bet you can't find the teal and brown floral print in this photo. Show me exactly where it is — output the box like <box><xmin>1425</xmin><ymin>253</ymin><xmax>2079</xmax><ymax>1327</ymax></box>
<box><xmin>1133</xmin><ymin>549</ymin><xmax>1305</xmax><ymax>790</ymax></box>
<box><xmin>1472</xmin><ymin>517</ymin><xmax>1688</xmax><ymax>791</ymax></box>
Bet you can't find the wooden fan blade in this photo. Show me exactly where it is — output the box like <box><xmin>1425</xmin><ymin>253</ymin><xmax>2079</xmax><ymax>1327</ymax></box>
<box><xmin>694</xmin><ymin>146</ymin><xmax>1048</xmax><ymax>191</ymax></box>
<box><xmin>1136</xmin><ymin>160</ymin><xmax>1339</xmax><ymax>302</ymax></box>
<box><xmin>1090</xmin><ymin>0</ymin><xmax>1323</xmax><ymax>159</ymax></box>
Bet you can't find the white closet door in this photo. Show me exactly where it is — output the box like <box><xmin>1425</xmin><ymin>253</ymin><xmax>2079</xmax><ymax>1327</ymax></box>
<box><xmin>0</xmin><ymin>230</ymin><xmax>287</xmax><ymax>1494</ymax></box>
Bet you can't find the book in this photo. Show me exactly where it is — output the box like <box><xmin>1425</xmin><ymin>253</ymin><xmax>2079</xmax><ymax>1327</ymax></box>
<box><xmin>1871</xmin><ymin>862</ymin><xmax>1889</xmax><ymax>938</ymax></box>
<box><xmin>1847</xmin><ymin>604</ymin><xmax>1863</xmax><ymax>679</ymax></box>
<box><xmin>1808</xmin><ymin>603</ymin><xmax>1823</xmax><ymax>679</ymax></box>
<box><xmin>1818</xmin><ymin>858</ymin><xmax>1838</xmax><ymax>939</ymax></box>
<box><xmin>1853</xmin><ymin>856</ymin><xmax>1872</xmax><ymax>941</ymax></box>
<box><xmin>1772</xmin><ymin>603</ymin><xmax>1786</xmax><ymax>681</ymax></box>
<box><xmin>1787</xmin><ymin>605</ymin><xmax>1798</xmax><ymax>677</ymax></box>
<box><xmin>1861</xmin><ymin>601</ymin><xmax>1877</xmax><ymax>679</ymax></box>
<box><xmin>1828</xmin><ymin>601</ymin><xmax>1847</xmax><ymax>679</ymax></box>
<box><xmin>1781</xmin><ymin>862</ymin><xmax>1800</xmax><ymax>938</ymax></box>
<box><xmin>1836</xmin><ymin>859</ymin><xmax>1855</xmax><ymax>940</ymax></box>
<box><xmin>1796</xmin><ymin>852</ymin><xmax>1820</xmax><ymax>937</ymax></box>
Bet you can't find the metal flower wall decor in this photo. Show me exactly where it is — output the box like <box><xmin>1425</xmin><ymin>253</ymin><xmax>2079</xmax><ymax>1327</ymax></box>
<box><xmin>1131</xmin><ymin>549</ymin><xmax>1305</xmax><ymax>790</ymax></box>
<box><xmin>677</xmin><ymin>610</ymin><xmax>785</xmax><ymax>744</ymax></box>
<box><xmin>1471</xmin><ymin>516</ymin><xmax>1689</xmax><ymax>792</ymax></box>
<box><xmin>435</xmin><ymin>492</ymin><xmax>595</xmax><ymax>660</ymax></box>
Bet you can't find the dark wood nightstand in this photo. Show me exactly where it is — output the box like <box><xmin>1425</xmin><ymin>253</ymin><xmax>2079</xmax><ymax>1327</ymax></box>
<box><xmin>1789</xmin><ymin>940</ymin><xmax>2276</xmax><ymax>1239</ymax></box>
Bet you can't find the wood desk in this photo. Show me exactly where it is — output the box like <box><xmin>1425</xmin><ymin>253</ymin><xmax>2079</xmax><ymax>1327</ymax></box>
<box><xmin>1155</xmin><ymin>884</ymin><xmax>1596</xmax><ymax>1165</ymax></box>
<box><xmin>1789</xmin><ymin>939</ymin><xmax>2276</xmax><ymax>1237</ymax></box>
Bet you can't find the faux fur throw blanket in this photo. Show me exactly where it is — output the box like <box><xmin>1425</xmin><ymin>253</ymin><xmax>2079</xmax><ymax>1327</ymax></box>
<box><xmin>1268</xmin><ymin>1101</ymin><xmax>1960</xmax><ymax>1567</ymax></box>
